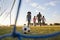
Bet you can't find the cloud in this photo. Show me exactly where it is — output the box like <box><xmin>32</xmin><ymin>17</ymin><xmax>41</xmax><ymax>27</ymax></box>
<box><xmin>35</xmin><ymin>10</ymin><xmax>39</xmax><ymax>12</ymax></box>
<box><xmin>30</xmin><ymin>2</ymin><xmax>45</xmax><ymax>10</ymax></box>
<box><xmin>30</xmin><ymin>3</ymin><xmax>38</xmax><ymax>7</ymax></box>
<box><xmin>26</xmin><ymin>0</ymin><xmax>31</xmax><ymax>3</ymax></box>
<box><xmin>37</xmin><ymin>5</ymin><xmax>45</xmax><ymax>10</ymax></box>
<box><xmin>52</xmin><ymin>11</ymin><xmax>60</xmax><ymax>18</ymax></box>
<box><xmin>50</xmin><ymin>11</ymin><xmax>60</xmax><ymax>23</ymax></box>
<box><xmin>45</xmin><ymin>1</ymin><xmax>58</xmax><ymax>6</ymax></box>
<box><xmin>46</xmin><ymin>11</ymin><xmax>60</xmax><ymax>24</ymax></box>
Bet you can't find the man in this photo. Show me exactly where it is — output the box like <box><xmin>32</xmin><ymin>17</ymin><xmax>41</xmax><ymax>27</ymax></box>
<box><xmin>37</xmin><ymin>12</ymin><xmax>42</xmax><ymax>26</ymax></box>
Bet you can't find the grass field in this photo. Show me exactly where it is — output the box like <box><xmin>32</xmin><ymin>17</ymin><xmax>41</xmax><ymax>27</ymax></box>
<box><xmin>0</xmin><ymin>25</ymin><xmax>60</xmax><ymax>40</ymax></box>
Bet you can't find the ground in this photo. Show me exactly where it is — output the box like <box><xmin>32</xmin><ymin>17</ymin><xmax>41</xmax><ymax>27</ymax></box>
<box><xmin>0</xmin><ymin>25</ymin><xmax>60</xmax><ymax>40</ymax></box>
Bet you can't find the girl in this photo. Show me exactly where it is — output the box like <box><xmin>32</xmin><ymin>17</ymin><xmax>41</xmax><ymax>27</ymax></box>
<box><xmin>33</xmin><ymin>16</ymin><xmax>36</xmax><ymax>26</ymax></box>
<box><xmin>42</xmin><ymin>16</ymin><xmax>46</xmax><ymax>25</ymax></box>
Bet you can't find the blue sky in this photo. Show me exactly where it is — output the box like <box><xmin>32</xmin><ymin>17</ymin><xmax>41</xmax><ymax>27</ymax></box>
<box><xmin>0</xmin><ymin>0</ymin><xmax>60</xmax><ymax>25</ymax></box>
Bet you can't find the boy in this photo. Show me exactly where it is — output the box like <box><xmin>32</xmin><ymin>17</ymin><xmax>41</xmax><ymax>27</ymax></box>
<box><xmin>26</xmin><ymin>11</ymin><xmax>31</xmax><ymax>26</ymax></box>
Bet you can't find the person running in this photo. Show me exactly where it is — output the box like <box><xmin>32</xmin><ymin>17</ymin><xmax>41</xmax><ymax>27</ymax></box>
<box><xmin>26</xmin><ymin>11</ymin><xmax>31</xmax><ymax>26</ymax></box>
<box><xmin>33</xmin><ymin>16</ymin><xmax>36</xmax><ymax>26</ymax></box>
<box><xmin>42</xmin><ymin>16</ymin><xmax>46</xmax><ymax>25</ymax></box>
<box><xmin>37</xmin><ymin>12</ymin><xmax>42</xmax><ymax>26</ymax></box>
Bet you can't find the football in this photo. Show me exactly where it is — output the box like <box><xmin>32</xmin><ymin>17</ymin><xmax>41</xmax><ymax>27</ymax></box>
<box><xmin>22</xmin><ymin>24</ymin><xmax>30</xmax><ymax>34</ymax></box>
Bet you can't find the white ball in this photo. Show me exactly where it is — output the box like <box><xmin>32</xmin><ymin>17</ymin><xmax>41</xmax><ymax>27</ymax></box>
<box><xmin>22</xmin><ymin>26</ymin><xmax>30</xmax><ymax>33</ymax></box>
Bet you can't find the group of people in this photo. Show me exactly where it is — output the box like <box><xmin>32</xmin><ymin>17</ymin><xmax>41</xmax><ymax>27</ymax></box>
<box><xmin>26</xmin><ymin>11</ymin><xmax>46</xmax><ymax>26</ymax></box>
<box><xmin>22</xmin><ymin>11</ymin><xmax>46</xmax><ymax>34</ymax></box>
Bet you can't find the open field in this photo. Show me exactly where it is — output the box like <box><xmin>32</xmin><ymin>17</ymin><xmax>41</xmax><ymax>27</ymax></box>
<box><xmin>0</xmin><ymin>25</ymin><xmax>60</xmax><ymax>40</ymax></box>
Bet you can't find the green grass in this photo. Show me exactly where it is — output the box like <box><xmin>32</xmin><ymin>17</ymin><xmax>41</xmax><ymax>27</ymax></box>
<box><xmin>0</xmin><ymin>25</ymin><xmax>60</xmax><ymax>40</ymax></box>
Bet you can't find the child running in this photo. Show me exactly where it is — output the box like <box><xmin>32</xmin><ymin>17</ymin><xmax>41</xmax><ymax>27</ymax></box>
<box><xmin>42</xmin><ymin>16</ymin><xmax>46</xmax><ymax>25</ymax></box>
<box><xmin>33</xmin><ymin>16</ymin><xmax>36</xmax><ymax>26</ymax></box>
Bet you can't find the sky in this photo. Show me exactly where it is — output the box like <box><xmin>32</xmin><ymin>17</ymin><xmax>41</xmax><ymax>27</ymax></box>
<box><xmin>0</xmin><ymin>0</ymin><xmax>60</xmax><ymax>26</ymax></box>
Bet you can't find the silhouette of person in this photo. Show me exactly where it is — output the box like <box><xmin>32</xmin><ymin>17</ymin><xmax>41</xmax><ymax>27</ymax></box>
<box><xmin>33</xmin><ymin>16</ymin><xmax>36</xmax><ymax>26</ymax></box>
<box><xmin>37</xmin><ymin>12</ymin><xmax>42</xmax><ymax>26</ymax></box>
<box><xmin>26</xmin><ymin>11</ymin><xmax>31</xmax><ymax>26</ymax></box>
<box><xmin>42</xmin><ymin>16</ymin><xmax>46</xmax><ymax>25</ymax></box>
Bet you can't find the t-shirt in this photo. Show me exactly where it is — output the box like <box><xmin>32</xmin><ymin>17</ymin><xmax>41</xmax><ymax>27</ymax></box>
<box><xmin>33</xmin><ymin>18</ymin><xmax>36</xmax><ymax>22</ymax></box>
<box><xmin>37</xmin><ymin>14</ymin><xmax>41</xmax><ymax>19</ymax></box>
<box><xmin>27</xmin><ymin>15</ymin><xmax>31</xmax><ymax>20</ymax></box>
<box><xmin>42</xmin><ymin>17</ymin><xmax>45</xmax><ymax>22</ymax></box>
